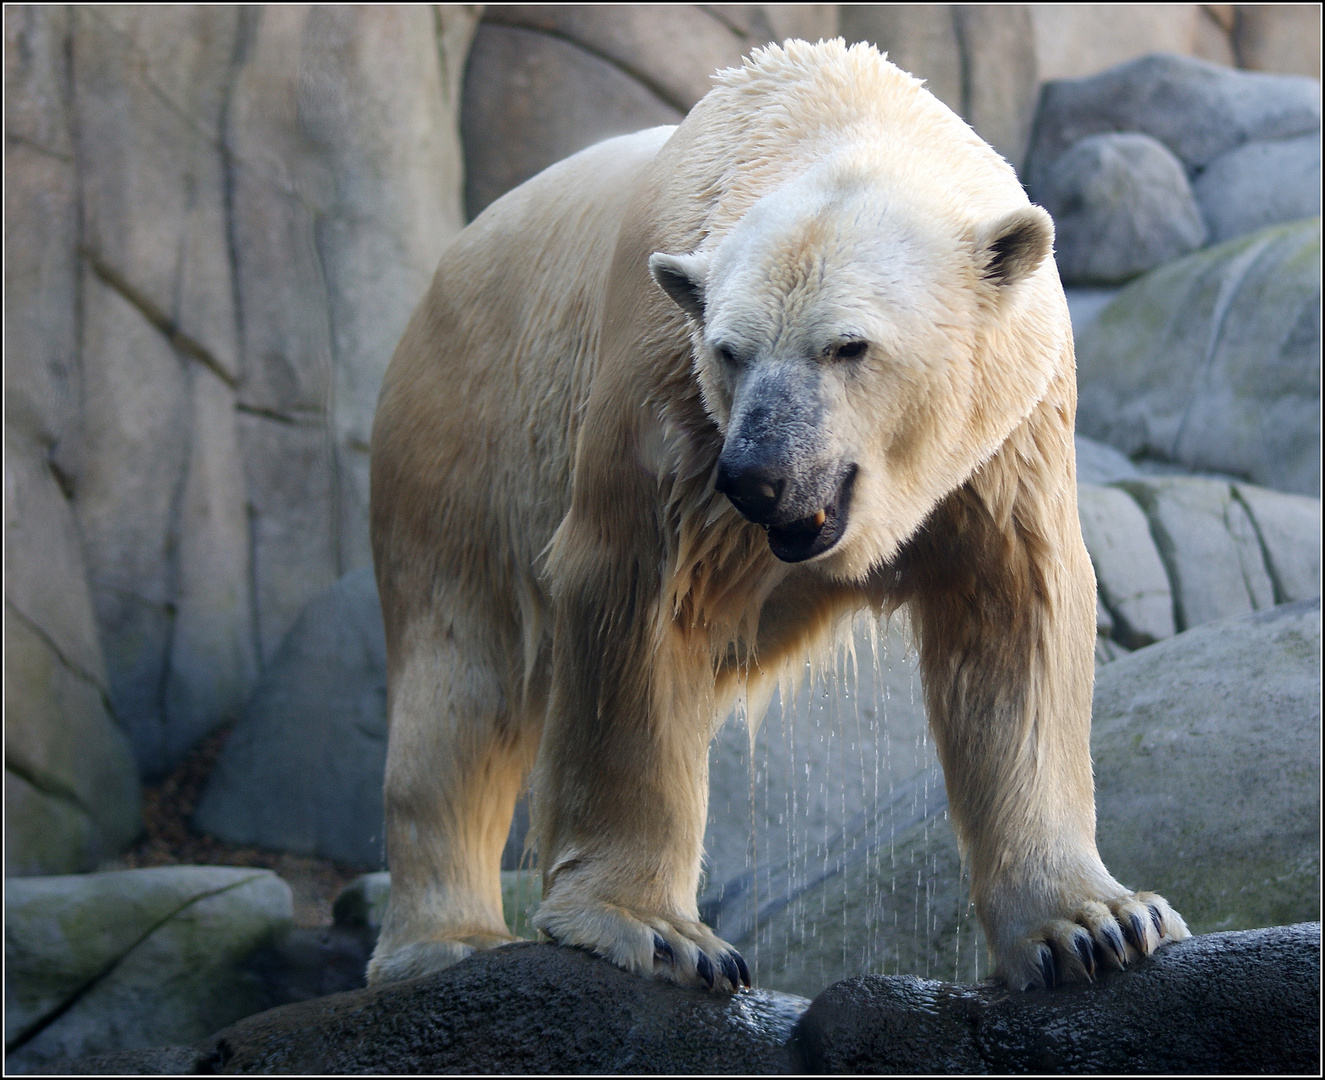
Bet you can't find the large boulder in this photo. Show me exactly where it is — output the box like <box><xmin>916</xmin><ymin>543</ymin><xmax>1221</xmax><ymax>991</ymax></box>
<box><xmin>1092</xmin><ymin>600</ymin><xmax>1320</xmax><ymax>934</ymax></box>
<box><xmin>1037</xmin><ymin>132</ymin><xmax>1207</xmax><ymax>284</ymax></box>
<box><xmin>793</xmin><ymin>923</ymin><xmax>1321</xmax><ymax>1074</ymax></box>
<box><xmin>193</xmin><ymin>567</ymin><xmax>387</xmax><ymax>869</ymax></box>
<box><xmin>1025</xmin><ymin>52</ymin><xmax>1321</xmax><ymax>196</ymax></box>
<box><xmin>5</xmin><ymin>867</ymin><xmax>292</xmax><ymax>1072</ymax></box>
<box><xmin>1075</xmin><ymin>218</ymin><xmax>1320</xmax><ymax>496</ymax></box>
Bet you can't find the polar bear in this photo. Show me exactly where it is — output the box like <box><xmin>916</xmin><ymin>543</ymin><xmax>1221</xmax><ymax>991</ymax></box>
<box><xmin>367</xmin><ymin>39</ymin><xmax>1188</xmax><ymax>993</ymax></box>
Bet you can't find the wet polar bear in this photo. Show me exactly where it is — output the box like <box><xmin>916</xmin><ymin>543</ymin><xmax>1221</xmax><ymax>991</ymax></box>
<box><xmin>368</xmin><ymin>40</ymin><xmax>1188</xmax><ymax>993</ymax></box>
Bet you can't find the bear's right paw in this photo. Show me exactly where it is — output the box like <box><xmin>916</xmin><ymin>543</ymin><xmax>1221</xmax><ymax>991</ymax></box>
<box><xmin>1001</xmin><ymin>892</ymin><xmax>1190</xmax><ymax>991</ymax></box>
<box><xmin>534</xmin><ymin>901</ymin><xmax>750</xmax><ymax>992</ymax></box>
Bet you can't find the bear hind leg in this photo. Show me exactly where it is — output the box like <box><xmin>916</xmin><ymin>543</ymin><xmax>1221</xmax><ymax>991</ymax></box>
<box><xmin>367</xmin><ymin>617</ymin><xmax>540</xmax><ymax>985</ymax></box>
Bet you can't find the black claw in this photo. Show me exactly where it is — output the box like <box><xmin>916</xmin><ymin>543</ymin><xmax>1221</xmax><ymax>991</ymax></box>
<box><xmin>1124</xmin><ymin>911</ymin><xmax>1147</xmax><ymax>952</ymax></box>
<box><xmin>1148</xmin><ymin>903</ymin><xmax>1164</xmax><ymax>938</ymax></box>
<box><xmin>696</xmin><ymin>951</ymin><xmax>715</xmax><ymax>989</ymax></box>
<box><xmin>1103</xmin><ymin>925</ymin><xmax>1128</xmax><ymax>968</ymax></box>
<box><xmin>732</xmin><ymin>948</ymin><xmax>751</xmax><ymax>988</ymax></box>
<box><xmin>653</xmin><ymin>934</ymin><xmax>674</xmax><ymax>965</ymax></box>
<box><xmin>1074</xmin><ymin>933</ymin><xmax>1096</xmax><ymax>980</ymax></box>
<box><xmin>1039</xmin><ymin>947</ymin><xmax>1057</xmax><ymax>990</ymax></box>
<box><xmin>719</xmin><ymin>952</ymin><xmax>741</xmax><ymax>989</ymax></box>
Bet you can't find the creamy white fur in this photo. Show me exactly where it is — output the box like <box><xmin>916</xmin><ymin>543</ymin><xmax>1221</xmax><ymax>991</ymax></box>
<box><xmin>367</xmin><ymin>40</ymin><xmax>1187</xmax><ymax>993</ymax></box>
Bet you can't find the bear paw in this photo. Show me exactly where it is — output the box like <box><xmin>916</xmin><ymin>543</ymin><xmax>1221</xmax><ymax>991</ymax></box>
<box><xmin>366</xmin><ymin>930</ymin><xmax>519</xmax><ymax>985</ymax></box>
<box><xmin>1002</xmin><ymin>892</ymin><xmax>1190</xmax><ymax>991</ymax></box>
<box><xmin>534</xmin><ymin>901</ymin><xmax>750</xmax><ymax>992</ymax></box>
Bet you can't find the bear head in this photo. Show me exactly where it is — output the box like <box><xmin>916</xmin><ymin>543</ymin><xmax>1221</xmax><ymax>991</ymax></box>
<box><xmin>650</xmin><ymin>155</ymin><xmax>1060</xmax><ymax>582</ymax></box>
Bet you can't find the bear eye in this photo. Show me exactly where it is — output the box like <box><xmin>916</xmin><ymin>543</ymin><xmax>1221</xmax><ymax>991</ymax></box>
<box><xmin>833</xmin><ymin>340</ymin><xmax>868</xmax><ymax>361</ymax></box>
<box><xmin>714</xmin><ymin>344</ymin><xmax>738</xmax><ymax>366</ymax></box>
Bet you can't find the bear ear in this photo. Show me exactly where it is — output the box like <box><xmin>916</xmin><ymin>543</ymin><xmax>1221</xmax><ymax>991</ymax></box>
<box><xmin>974</xmin><ymin>205</ymin><xmax>1054</xmax><ymax>289</ymax></box>
<box><xmin>648</xmin><ymin>251</ymin><xmax>709</xmax><ymax>322</ymax></box>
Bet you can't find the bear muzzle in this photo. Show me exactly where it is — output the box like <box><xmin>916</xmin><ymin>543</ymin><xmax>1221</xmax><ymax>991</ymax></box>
<box><xmin>716</xmin><ymin>459</ymin><xmax>857</xmax><ymax>562</ymax></box>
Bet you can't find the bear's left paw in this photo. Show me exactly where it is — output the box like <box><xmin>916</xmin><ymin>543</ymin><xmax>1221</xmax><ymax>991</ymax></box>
<box><xmin>534</xmin><ymin>900</ymin><xmax>750</xmax><ymax>992</ymax></box>
<box><xmin>1004</xmin><ymin>892</ymin><xmax>1190</xmax><ymax>990</ymax></box>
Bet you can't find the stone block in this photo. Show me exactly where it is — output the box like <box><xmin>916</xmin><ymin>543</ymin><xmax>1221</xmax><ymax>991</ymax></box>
<box><xmin>1077</xmin><ymin>483</ymin><xmax>1175</xmax><ymax>647</ymax></box>
<box><xmin>1233</xmin><ymin>483</ymin><xmax>1321</xmax><ymax>603</ymax></box>
<box><xmin>1119</xmin><ymin>476</ymin><xmax>1275</xmax><ymax>631</ymax></box>
<box><xmin>1092</xmin><ymin>601</ymin><xmax>1320</xmax><ymax>934</ymax></box>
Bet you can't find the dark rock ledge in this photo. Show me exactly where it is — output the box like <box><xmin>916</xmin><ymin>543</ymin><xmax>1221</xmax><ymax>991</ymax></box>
<box><xmin>34</xmin><ymin>923</ymin><xmax>1320</xmax><ymax>1075</ymax></box>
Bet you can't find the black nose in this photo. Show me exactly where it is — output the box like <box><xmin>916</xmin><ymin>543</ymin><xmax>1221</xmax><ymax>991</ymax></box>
<box><xmin>715</xmin><ymin>461</ymin><xmax>785</xmax><ymax>522</ymax></box>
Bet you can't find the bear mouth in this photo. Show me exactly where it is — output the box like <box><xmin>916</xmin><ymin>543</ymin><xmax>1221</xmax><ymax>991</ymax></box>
<box><xmin>765</xmin><ymin>466</ymin><xmax>857</xmax><ymax>563</ymax></box>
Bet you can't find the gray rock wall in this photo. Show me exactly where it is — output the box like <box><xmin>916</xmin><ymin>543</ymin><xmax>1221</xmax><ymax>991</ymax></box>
<box><xmin>839</xmin><ymin>5</ymin><xmax>1039</xmax><ymax>170</ymax></box>
<box><xmin>461</xmin><ymin>5</ymin><xmax>837</xmax><ymax>219</ymax></box>
<box><xmin>5</xmin><ymin>7</ymin><xmax>141</xmax><ymax>875</ymax></box>
<box><xmin>4</xmin><ymin>5</ymin><xmax>476</xmax><ymax>870</ymax></box>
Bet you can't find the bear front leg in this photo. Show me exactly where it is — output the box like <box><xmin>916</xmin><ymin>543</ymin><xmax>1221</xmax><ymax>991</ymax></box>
<box><xmin>905</xmin><ymin>445</ymin><xmax>1189</xmax><ymax>990</ymax></box>
<box><xmin>528</xmin><ymin>556</ymin><xmax>749</xmax><ymax>992</ymax></box>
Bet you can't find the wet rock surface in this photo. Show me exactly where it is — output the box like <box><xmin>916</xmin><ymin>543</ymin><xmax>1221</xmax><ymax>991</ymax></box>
<box><xmin>31</xmin><ymin>925</ymin><xmax>1321</xmax><ymax>1075</ymax></box>
<box><xmin>793</xmin><ymin>923</ymin><xmax>1321</xmax><ymax>1074</ymax></box>
<box><xmin>200</xmin><ymin>942</ymin><xmax>810</xmax><ymax>1075</ymax></box>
